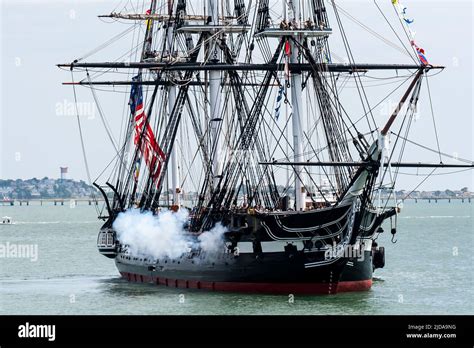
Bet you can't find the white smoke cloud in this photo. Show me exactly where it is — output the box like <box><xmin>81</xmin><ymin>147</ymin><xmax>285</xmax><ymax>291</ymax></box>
<box><xmin>198</xmin><ymin>223</ymin><xmax>228</xmax><ymax>255</ymax></box>
<box><xmin>113</xmin><ymin>209</ymin><xmax>227</xmax><ymax>260</ymax></box>
<box><xmin>113</xmin><ymin>209</ymin><xmax>191</xmax><ymax>259</ymax></box>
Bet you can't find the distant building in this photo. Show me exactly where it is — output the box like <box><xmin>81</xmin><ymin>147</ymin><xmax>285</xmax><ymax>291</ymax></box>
<box><xmin>60</xmin><ymin>167</ymin><xmax>68</xmax><ymax>180</ymax></box>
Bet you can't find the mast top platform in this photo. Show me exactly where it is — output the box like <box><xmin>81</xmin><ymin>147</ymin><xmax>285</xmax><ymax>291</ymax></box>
<box><xmin>176</xmin><ymin>25</ymin><xmax>251</xmax><ymax>34</ymax></box>
<box><xmin>99</xmin><ymin>13</ymin><xmax>238</xmax><ymax>22</ymax></box>
<box><xmin>255</xmin><ymin>28</ymin><xmax>332</xmax><ymax>38</ymax></box>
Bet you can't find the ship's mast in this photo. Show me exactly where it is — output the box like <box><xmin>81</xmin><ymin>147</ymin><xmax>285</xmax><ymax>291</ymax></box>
<box><xmin>142</xmin><ymin>0</ymin><xmax>157</xmax><ymax>60</ymax></box>
<box><xmin>208</xmin><ymin>0</ymin><xmax>223</xmax><ymax>189</ymax></box>
<box><xmin>284</xmin><ymin>0</ymin><xmax>290</xmax><ymax>191</ymax></box>
<box><xmin>127</xmin><ymin>0</ymin><xmax>157</xmax><ymax>206</ymax></box>
<box><xmin>289</xmin><ymin>0</ymin><xmax>305</xmax><ymax>211</ymax></box>
<box><xmin>167</xmin><ymin>0</ymin><xmax>181</xmax><ymax>207</ymax></box>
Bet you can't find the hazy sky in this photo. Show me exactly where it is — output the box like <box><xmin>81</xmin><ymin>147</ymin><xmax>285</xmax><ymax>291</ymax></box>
<box><xmin>1</xmin><ymin>0</ymin><xmax>472</xmax><ymax>191</ymax></box>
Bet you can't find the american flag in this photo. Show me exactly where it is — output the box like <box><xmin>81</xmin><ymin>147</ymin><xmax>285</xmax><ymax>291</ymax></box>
<box><xmin>130</xmin><ymin>75</ymin><xmax>165</xmax><ymax>183</ymax></box>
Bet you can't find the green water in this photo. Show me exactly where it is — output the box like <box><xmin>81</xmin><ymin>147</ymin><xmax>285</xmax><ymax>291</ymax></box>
<box><xmin>0</xmin><ymin>201</ymin><xmax>472</xmax><ymax>315</ymax></box>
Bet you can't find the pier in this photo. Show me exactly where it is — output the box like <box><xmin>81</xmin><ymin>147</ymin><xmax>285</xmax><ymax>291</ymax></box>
<box><xmin>394</xmin><ymin>197</ymin><xmax>471</xmax><ymax>204</ymax></box>
<box><xmin>0</xmin><ymin>195</ymin><xmax>194</xmax><ymax>207</ymax></box>
<box><xmin>0</xmin><ymin>198</ymin><xmax>104</xmax><ymax>206</ymax></box>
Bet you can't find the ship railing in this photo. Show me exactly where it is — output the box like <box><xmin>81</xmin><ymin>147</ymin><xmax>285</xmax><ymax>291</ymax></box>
<box><xmin>255</xmin><ymin>26</ymin><xmax>332</xmax><ymax>38</ymax></box>
<box><xmin>176</xmin><ymin>24</ymin><xmax>251</xmax><ymax>34</ymax></box>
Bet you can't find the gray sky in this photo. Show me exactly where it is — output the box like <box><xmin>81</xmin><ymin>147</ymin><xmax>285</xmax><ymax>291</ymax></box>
<box><xmin>1</xmin><ymin>0</ymin><xmax>472</xmax><ymax>191</ymax></box>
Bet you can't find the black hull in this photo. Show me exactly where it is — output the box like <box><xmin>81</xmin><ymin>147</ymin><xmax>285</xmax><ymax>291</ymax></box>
<box><xmin>104</xmin><ymin>201</ymin><xmax>392</xmax><ymax>294</ymax></box>
<box><xmin>114</xmin><ymin>249</ymin><xmax>373</xmax><ymax>294</ymax></box>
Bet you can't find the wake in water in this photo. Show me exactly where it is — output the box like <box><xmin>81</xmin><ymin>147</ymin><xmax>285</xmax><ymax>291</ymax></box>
<box><xmin>113</xmin><ymin>209</ymin><xmax>227</xmax><ymax>260</ymax></box>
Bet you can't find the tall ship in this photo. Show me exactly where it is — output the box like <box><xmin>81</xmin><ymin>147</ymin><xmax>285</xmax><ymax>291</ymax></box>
<box><xmin>59</xmin><ymin>0</ymin><xmax>473</xmax><ymax>294</ymax></box>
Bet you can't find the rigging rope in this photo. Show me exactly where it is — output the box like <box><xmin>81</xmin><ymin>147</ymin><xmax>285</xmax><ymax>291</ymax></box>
<box><xmin>390</xmin><ymin>131</ymin><xmax>473</xmax><ymax>164</ymax></box>
<box><xmin>401</xmin><ymin>167</ymin><xmax>437</xmax><ymax>200</ymax></box>
<box><xmin>86</xmin><ymin>71</ymin><xmax>120</xmax><ymax>153</ymax></box>
<box><xmin>70</xmin><ymin>71</ymin><xmax>100</xmax><ymax>215</ymax></box>
<box><xmin>335</xmin><ymin>3</ymin><xmax>413</xmax><ymax>59</ymax></box>
<box><xmin>75</xmin><ymin>25</ymin><xmax>137</xmax><ymax>63</ymax></box>
<box><xmin>425</xmin><ymin>74</ymin><xmax>443</xmax><ymax>163</ymax></box>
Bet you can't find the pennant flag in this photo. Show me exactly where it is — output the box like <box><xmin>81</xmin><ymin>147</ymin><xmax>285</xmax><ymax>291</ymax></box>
<box><xmin>325</xmin><ymin>52</ymin><xmax>332</xmax><ymax>64</ymax></box>
<box><xmin>274</xmin><ymin>86</ymin><xmax>284</xmax><ymax>120</ymax></box>
<box><xmin>145</xmin><ymin>9</ymin><xmax>152</xmax><ymax>31</ymax></box>
<box><xmin>284</xmin><ymin>40</ymin><xmax>291</xmax><ymax>85</ymax></box>
<box><xmin>392</xmin><ymin>0</ymin><xmax>429</xmax><ymax>64</ymax></box>
<box><xmin>134</xmin><ymin>157</ymin><xmax>141</xmax><ymax>183</ymax></box>
<box><xmin>284</xmin><ymin>59</ymin><xmax>290</xmax><ymax>84</ymax></box>
<box><xmin>411</xmin><ymin>41</ymin><xmax>429</xmax><ymax>65</ymax></box>
<box><xmin>284</xmin><ymin>40</ymin><xmax>291</xmax><ymax>57</ymax></box>
<box><xmin>393</xmin><ymin>1</ymin><xmax>415</xmax><ymax>31</ymax></box>
<box><xmin>402</xmin><ymin>7</ymin><xmax>414</xmax><ymax>24</ymax></box>
<box><xmin>130</xmin><ymin>75</ymin><xmax>166</xmax><ymax>184</ymax></box>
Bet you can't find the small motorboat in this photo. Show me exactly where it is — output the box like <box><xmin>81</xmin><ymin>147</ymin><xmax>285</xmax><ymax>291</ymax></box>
<box><xmin>1</xmin><ymin>216</ymin><xmax>15</xmax><ymax>225</ymax></box>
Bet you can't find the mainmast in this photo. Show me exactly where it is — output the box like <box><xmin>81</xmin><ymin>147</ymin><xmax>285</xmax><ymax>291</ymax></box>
<box><xmin>289</xmin><ymin>0</ymin><xmax>305</xmax><ymax>211</ymax></box>
<box><xmin>167</xmin><ymin>0</ymin><xmax>181</xmax><ymax>207</ymax></box>
<box><xmin>208</xmin><ymin>0</ymin><xmax>223</xmax><ymax>189</ymax></box>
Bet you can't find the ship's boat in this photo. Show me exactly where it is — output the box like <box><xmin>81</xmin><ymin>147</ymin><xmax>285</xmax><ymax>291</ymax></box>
<box><xmin>1</xmin><ymin>217</ymin><xmax>14</xmax><ymax>225</ymax></box>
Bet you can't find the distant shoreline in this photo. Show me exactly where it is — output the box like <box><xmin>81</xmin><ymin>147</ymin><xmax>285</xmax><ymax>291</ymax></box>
<box><xmin>0</xmin><ymin>178</ymin><xmax>471</xmax><ymax>201</ymax></box>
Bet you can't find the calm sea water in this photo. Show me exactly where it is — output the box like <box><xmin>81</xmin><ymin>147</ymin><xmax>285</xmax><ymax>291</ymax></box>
<box><xmin>0</xmin><ymin>201</ymin><xmax>472</xmax><ymax>315</ymax></box>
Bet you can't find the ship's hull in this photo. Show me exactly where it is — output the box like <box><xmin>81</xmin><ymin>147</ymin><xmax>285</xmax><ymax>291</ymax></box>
<box><xmin>114</xmin><ymin>247</ymin><xmax>373</xmax><ymax>295</ymax></box>
<box><xmin>106</xmin><ymin>200</ymin><xmax>391</xmax><ymax>295</ymax></box>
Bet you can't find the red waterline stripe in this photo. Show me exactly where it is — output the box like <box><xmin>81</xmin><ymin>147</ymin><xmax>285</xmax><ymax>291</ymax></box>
<box><xmin>120</xmin><ymin>272</ymin><xmax>372</xmax><ymax>294</ymax></box>
<box><xmin>335</xmin><ymin>279</ymin><xmax>372</xmax><ymax>293</ymax></box>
